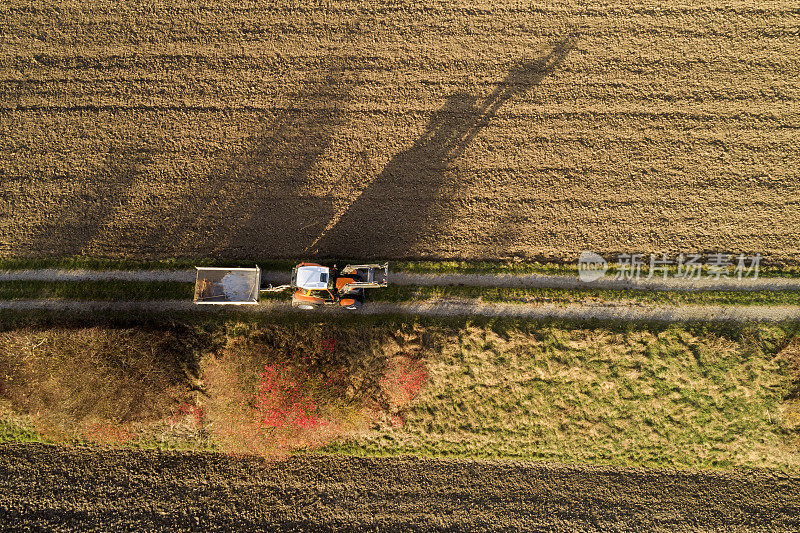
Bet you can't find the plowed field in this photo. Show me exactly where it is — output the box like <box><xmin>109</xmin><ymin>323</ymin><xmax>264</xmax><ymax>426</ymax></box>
<box><xmin>1</xmin><ymin>445</ymin><xmax>798</xmax><ymax>531</ymax></box>
<box><xmin>1</xmin><ymin>1</ymin><xmax>798</xmax><ymax>262</ymax></box>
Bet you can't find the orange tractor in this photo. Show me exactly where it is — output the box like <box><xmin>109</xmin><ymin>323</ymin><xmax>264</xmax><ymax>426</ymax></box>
<box><xmin>263</xmin><ymin>262</ymin><xmax>389</xmax><ymax>310</ymax></box>
<box><xmin>193</xmin><ymin>263</ymin><xmax>388</xmax><ymax>309</ymax></box>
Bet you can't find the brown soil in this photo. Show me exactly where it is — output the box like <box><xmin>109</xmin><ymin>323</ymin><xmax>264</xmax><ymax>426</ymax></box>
<box><xmin>1</xmin><ymin>2</ymin><xmax>798</xmax><ymax>263</ymax></box>
<box><xmin>0</xmin><ymin>444</ymin><xmax>797</xmax><ymax>532</ymax></box>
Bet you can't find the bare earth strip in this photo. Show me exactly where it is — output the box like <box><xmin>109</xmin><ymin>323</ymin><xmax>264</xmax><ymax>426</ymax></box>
<box><xmin>0</xmin><ymin>444</ymin><xmax>797</xmax><ymax>532</ymax></box>
<box><xmin>3</xmin><ymin>269</ymin><xmax>800</xmax><ymax>291</ymax></box>
<box><xmin>1</xmin><ymin>298</ymin><xmax>798</xmax><ymax>322</ymax></box>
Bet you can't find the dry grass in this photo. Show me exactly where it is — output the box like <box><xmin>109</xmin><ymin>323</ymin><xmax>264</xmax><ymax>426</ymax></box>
<box><xmin>1</xmin><ymin>316</ymin><xmax>797</xmax><ymax>470</ymax></box>
<box><xmin>0</xmin><ymin>326</ymin><xmax>197</xmax><ymax>445</ymax></box>
<box><xmin>1</xmin><ymin>1</ymin><xmax>798</xmax><ymax>263</ymax></box>
<box><xmin>329</xmin><ymin>324</ymin><xmax>800</xmax><ymax>470</ymax></box>
<box><xmin>780</xmin><ymin>340</ymin><xmax>800</xmax><ymax>439</ymax></box>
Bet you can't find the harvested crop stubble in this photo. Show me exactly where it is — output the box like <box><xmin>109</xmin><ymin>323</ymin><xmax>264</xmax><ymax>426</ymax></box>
<box><xmin>0</xmin><ymin>1</ymin><xmax>798</xmax><ymax>262</ymax></box>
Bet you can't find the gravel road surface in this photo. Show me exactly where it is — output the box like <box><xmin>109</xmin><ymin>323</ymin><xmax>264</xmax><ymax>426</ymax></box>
<box><xmin>0</xmin><ymin>298</ymin><xmax>798</xmax><ymax>322</ymax></box>
<box><xmin>3</xmin><ymin>269</ymin><xmax>800</xmax><ymax>291</ymax></box>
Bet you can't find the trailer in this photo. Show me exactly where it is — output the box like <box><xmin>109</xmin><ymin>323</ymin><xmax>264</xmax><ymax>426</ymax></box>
<box><xmin>193</xmin><ymin>266</ymin><xmax>261</xmax><ymax>305</ymax></box>
<box><xmin>193</xmin><ymin>263</ymin><xmax>388</xmax><ymax>310</ymax></box>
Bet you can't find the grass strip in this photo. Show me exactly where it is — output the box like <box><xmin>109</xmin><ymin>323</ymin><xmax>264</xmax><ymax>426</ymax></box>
<box><xmin>322</xmin><ymin>321</ymin><xmax>800</xmax><ymax>471</ymax></box>
<box><xmin>391</xmin><ymin>260</ymin><xmax>800</xmax><ymax>279</ymax></box>
<box><xmin>374</xmin><ymin>285</ymin><xmax>800</xmax><ymax>307</ymax></box>
<box><xmin>0</xmin><ymin>280</ymin><xmax>193</xmax><ymax>301</ymax></box>
<box><xmin>1</xmin><ymin>314</ymin><xmax>795</xmax><ymax>470</ymax></box>
<box><xmin>1</xmin><ymin>280</ymin><xmax>799</xmax><ymax>307</ymax></box>
<box><xmin>1</xmin><ymin>256</ymin><xmax>798</xmax><ymax>279</ymax></box>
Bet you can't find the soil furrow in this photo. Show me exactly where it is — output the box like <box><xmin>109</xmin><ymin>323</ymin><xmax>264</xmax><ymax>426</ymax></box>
<box><xmin>0</xmin><ymin>444</ymin><xmax>797</xmax><ymax>532</ymax></box>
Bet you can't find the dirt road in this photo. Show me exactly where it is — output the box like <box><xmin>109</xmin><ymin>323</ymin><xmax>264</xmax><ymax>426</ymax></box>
<box><xmin>1</xmin><ymin>297</ymin><xmax>798</xmax><ymax>323</ymax></box>
<box><xmin>3</xmin><ymin>269</ymin><xmax>800</xmax><ymax>291</ymax></box>
<box><xmin>0</xmin><ymin>444</ymin><xmax>796</xmax><ymax>531</ymax></box>
<box><xmin>2</xmin><ymin>268</ymin><xmax>798</xmax><ymax>321</ymax></box>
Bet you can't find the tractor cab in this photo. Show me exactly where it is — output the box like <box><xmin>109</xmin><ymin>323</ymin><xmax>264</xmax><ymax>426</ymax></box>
<box><xmin>290</xmin><ymin>262</ymin><xmax>388</xmax><ymax>310</ymax></box>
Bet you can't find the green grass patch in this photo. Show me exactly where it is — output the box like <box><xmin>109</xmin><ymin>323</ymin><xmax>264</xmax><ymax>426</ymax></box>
<box><xmin>375</xmin><ymin>285</ymin><xmax>800</xmax><ymax>306</ymax></box>
<box><xmin>324</xmin><ymin>323</ymin><xmax>800</xmax><ymax>471</ymax></box>
<box><xmin>0</xmin><ymin>280</ymin><xmax>193</xmax><ymax>301</ymax></box>
<box><xmin>391</xmin><ymin>260</ymin><xmax>579</xmax><ymax>276</ymax></box>
<box><xmin>1</xmin><ymin>256</ymin><xmax>798</xmax><ymax>278</ymax></box>
<box><xmin>392</xmin><ymin>260</ymin><xmax>800</xmax><ymax>279</ymax></box>
<box><xmin>0</xmin><ymin>418</ymin><xmax>48</xmax><ymax>444</ymax></box>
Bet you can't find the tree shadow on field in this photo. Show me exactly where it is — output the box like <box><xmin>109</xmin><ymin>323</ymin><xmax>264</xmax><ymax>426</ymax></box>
<box><xmin>26</xmin><ymin>144</ymin><xmax>156</xmax><ymax>257</ymax></box>
<box><xmin>24</xmin><ymin>59</ymin><xmax>355</xmax><ymax>259</ymax></box>
<box><xmin>308</xmin><ymin>36</ymin><xmax>576</xmax><ymax>259</ymax></box>
<box><xmin>19</xmin><ymin>42</ymin><xmax>572</xmax><ymax>260</ymax></box>
<box><xmin>169</xmin><ymin>61</ymin><xmax>357</xmax><ymax>258</ymax></box>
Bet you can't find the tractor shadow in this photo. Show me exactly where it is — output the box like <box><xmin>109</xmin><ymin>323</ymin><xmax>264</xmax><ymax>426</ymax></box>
<box><xmin>308</xmin><ymin>36</ymin><xmax>577</xmax><ymax>259</ymax></box>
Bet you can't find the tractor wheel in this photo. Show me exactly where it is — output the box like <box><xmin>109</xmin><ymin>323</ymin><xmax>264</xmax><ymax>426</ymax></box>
<box><xmin>342</xmin><ymin>298</ymin><xmax>361</xmax><ymax>311</ymax></box>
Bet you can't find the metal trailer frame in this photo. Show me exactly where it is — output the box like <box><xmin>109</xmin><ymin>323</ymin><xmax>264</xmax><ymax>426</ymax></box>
<box><xmin>338</xmin><ymin>263</ymin><xmax>389</xmax><ymax>290</ymax></box>
<box><xmin>193</xmin><ymin>266</ymin><xmax>261</xmax><ymax>305</ymax></box>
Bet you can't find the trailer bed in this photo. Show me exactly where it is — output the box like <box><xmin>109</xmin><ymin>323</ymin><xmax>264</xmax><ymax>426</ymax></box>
<box><xmin>193</xmin><ymin>267</ymin><xmax>261</xmax><ymax>304</ymax></box>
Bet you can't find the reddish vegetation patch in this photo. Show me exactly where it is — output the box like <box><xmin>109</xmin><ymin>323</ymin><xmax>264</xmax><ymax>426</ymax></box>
<box><xmin>202</xmin><ymin>347</ymin><xmax>347</xmax><ymax>456</ymax></box>
<box><xmin>78</xmin><ymin>422</ymin><xmax>135</xmax><ymax>446</ymax></box>
<box><xmin>255</xmin><ymin>365</ymin><xmax>329</xmax><ymax>431</ymax></box>
<box><xmin>201</xmin><ymin>332</ymin><xmax>431</xmax><ymax>455</ymax></box>
<box><xmin>320</xmin><ymin>338</ymin><xmax>337</xmax><ymax>352</ymax></box>
<box><xmin>380</xmin><ymin>355</ymin><xmax>429</xmax><ymax>408</ymax></box>
<box><xmin>168</xmin><ymin>403</ymin><xmax>206</xmax><ymax>428</ymax></box>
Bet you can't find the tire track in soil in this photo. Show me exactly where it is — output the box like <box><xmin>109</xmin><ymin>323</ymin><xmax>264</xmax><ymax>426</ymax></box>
<box><xmin>3</xmin><ymin>268</ymin><xmax>800</xmax><ymax>291</ymax></box>
<box><xmin>0</xmin><ymin>444</ymin><xmax>797</xmax><ymax>532</ymax></box>
<box><xmin>0</xmin><ymin>298</ymin><xmax>797</xmax><ymax>323</ymax></box>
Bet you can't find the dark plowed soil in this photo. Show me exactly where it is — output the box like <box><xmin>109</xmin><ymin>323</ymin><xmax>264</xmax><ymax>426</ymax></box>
<box><xmin>1</xmin><ymin>444</ymin><xmax>797</xmax><ymax>531</ymax></box>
